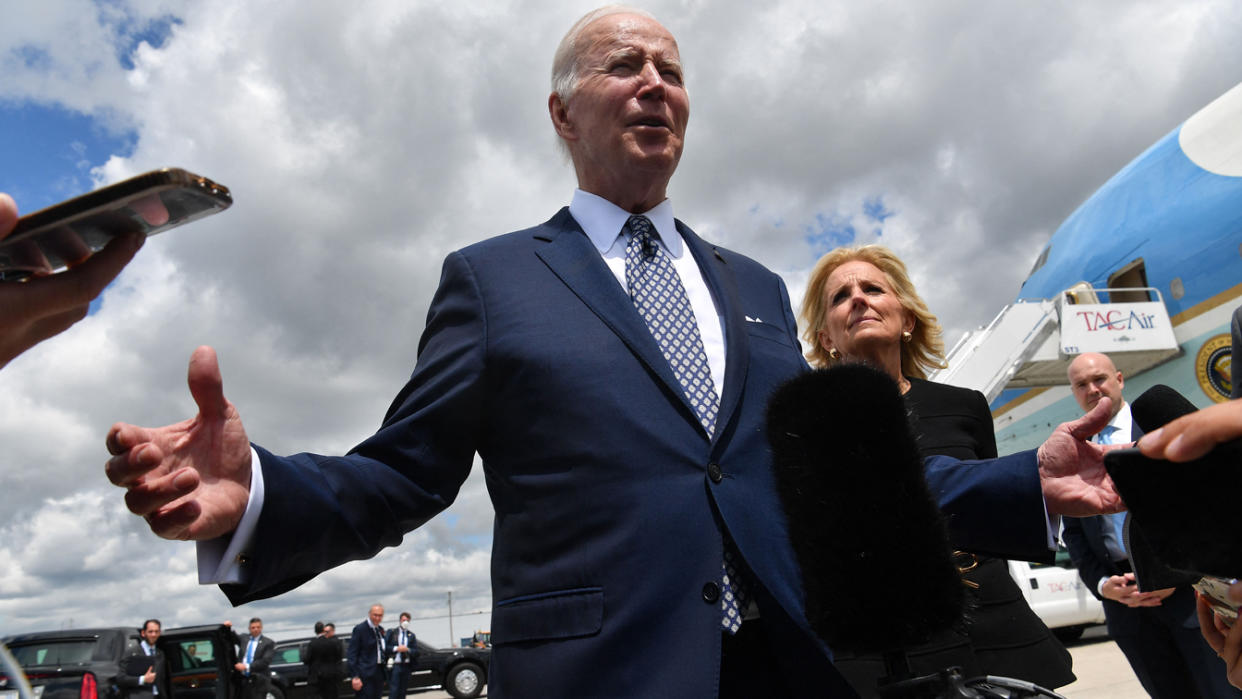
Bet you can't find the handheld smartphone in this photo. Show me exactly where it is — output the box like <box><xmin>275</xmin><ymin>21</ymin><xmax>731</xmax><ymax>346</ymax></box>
<box><xmin>0</xmin><ymin>168</ymin><xmax>232</xmax><ymax>281</ymax></box>
<box><xmin>1195</xmin><ymin>575</ymin><xmax>1240</xmax><ymax>625</ymax></box>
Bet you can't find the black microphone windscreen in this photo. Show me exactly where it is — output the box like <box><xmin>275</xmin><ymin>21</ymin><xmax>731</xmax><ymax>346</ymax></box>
<box><xmin>1106</xmin><ymin>383</ymin><xmax>1242</xmax><ymax>580</ymax></box>
<box><xmin>767</xmin><ymin>364</ymin><xmax>965</xmax><ymax>654</ymax></box>
<box><xmin>1131</xmin><ymin>384</ymin><xmax>1198</xmax><ymax>434</ymax></box>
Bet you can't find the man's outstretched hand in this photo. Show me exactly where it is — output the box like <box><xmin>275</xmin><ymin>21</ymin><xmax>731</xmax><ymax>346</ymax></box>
<box><xmin>1037</xmin><ymin>396</ymin><xmax>1125</xmax><ymax>517</ymax></box>
<box><xmin>106</xmin><ymin>346</ymin><xmax>252</xmax><ymax>540</ymax></box>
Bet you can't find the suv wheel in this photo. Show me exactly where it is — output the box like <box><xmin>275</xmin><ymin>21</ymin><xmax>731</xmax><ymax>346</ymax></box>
<box><xmin>264</xmin><ymin>686</ymin><xmax>286</xmax><ymax>699</ymax></box>
<box><xmin>445</xmin><ymin>662</ymin><xmax>484</xmax><ymax>699</ymax></box>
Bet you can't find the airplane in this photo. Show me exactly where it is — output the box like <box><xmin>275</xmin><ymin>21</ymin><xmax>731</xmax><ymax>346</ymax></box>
<box><xmin>925</xmin><ymin>78</ymin><xmax>1242</xmax><ymax>641</ymax></box>
<box><xmin>932</xmin><ymin>79</ymin><xmax>1242</xmax><ymax>455</ymax></box>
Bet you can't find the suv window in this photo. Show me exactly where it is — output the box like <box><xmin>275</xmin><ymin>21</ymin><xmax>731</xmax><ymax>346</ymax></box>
<box><xmin>274</xmin><ymin>645</ymin><xmax>302</xmax><ymax>664</ymax></box>
<box><xmin>167</xmin><ymin>638</ymin><xmax>217</xmax><ymax>671</ymax></box>
<box><xmin>8</xmin><ymin>641</ymin><xmax>96</xmax><ymax>666</ymax></box>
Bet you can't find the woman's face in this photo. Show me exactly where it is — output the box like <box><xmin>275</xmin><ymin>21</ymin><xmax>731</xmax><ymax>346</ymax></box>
<box><xmin>817</xmin><ymin>260</ymin><xmax>914</xmax><ymax>360</ymax></box>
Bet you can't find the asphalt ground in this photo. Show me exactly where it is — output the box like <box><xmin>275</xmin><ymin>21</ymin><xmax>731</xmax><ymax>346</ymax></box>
<box><xmin>403</xmin><ymin>624</ymin><xmax>1145</xmax><ymax>698</ymax></box>
<box><xmin>1058</xmin><ymin>624</ymin><xmax>1145</xmax><ymax>699</ymax></box>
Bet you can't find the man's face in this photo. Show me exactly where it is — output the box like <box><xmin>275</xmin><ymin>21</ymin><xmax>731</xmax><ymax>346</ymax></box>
<box><xmin>556</xmin><ymin>14</ymin><xmax>689</xmax><ymax>190</ymax></box>
<box><xmin>249</xmin><ymin>621</ymin><xmax>262</xmax><ymax>638</ymax></box>
<box><xmin>141</xmin><ymin>622</ymin><xmax>161</xmax><ymax>646</ymax></box>
<box><xmin>324</xmin><ymin>625</ymin><xmax>335</xmax><ymax>638</ymax></box>
<box><xmin>1068</xmin><ymin>353</ymin><xmax>1124</xmax><ymax>418</ymax></box>
<box><xmin>369</xmin><ymin>606</ymin><xmax>384</xmax><ymax>626</ymax></box>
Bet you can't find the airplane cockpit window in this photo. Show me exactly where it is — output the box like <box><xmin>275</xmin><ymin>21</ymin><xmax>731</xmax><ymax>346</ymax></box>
<box><xmin>1025</xmin><ymin>243</ymin><xmax>1051</xmax><ymax>281</ymax></box>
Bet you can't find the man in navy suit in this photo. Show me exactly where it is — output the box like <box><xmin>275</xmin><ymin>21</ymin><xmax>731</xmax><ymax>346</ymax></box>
<box><xmin>1063</xmin><ymin>353</ymin><xmax>1238</xmax><ymax>698</ymax></box>
<box><xmin>347</xmin><ymin>605</ymin><xmax>386</xmax><ymax>699</ymax></box>
<box><xmin>385</xmin><ymin>612</ymin><xmax>417</xmax><ymax>699</ymax></box>
<box><xmin>106</xmin><ymin>7</ymin><xmax>1121</xmax><ymax>697</ymax></box>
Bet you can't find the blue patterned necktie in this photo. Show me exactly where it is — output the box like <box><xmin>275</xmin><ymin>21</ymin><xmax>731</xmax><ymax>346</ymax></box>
<box><xmin>623</xmin><ymin>214</ymin><xmax>746</xmax><ymax>633</ymax></box>
<box><xmin>624</xmin><ymin>214</ymin><xmax>719</xmax><ymax>434</ymax></box>
<box><xmin>1095</xmin><ymin>424</ymin><xmax>1119</xmax><ymax>445</ymax></box>
<box><xmin>1094</xmin><ymin>425</ymin><xmax>1128</xmax><ymax>559</ymax></box>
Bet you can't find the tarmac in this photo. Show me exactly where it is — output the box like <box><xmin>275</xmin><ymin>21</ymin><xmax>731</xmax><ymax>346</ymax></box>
<box><xmin>1058</xmin><ymin>624</ymin><xmax>1145</xmax><ymax>698</ymax></box>
<box><xmin>406</xmin><ymin>624</ymin><xmax>1149</xmax><ymax>698</ymax></box>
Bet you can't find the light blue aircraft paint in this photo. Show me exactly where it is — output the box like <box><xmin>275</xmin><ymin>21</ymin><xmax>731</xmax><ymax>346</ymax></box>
<box><xmin>981</xmin><ymin>81</ymin><xmax>1242</xmax><ymax>455</ymax></box>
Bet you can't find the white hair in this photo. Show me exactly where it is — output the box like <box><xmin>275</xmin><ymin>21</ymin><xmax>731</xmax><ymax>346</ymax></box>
<box><xmin>550</xmin><ymin>5</ymin><xmax>657</xmax><ymax>102</ymax></box>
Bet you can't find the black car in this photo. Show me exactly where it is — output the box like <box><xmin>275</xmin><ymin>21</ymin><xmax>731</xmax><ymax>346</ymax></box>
<box><xmin>267</xmin><ymin>635</ymin><xmax>488</xmax><ymax>699</ymax></box>
<box><xmin>1</xmin><ymin>625</ymin><xmax>239</xmax><ymax>699</ymax></box>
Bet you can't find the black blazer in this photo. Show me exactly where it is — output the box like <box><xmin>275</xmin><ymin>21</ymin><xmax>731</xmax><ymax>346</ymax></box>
<box><xmin>304</xmin><ymin>635</ymin><xmax>343</xmax><ymax>683</ymax></box>
<box><xmin>116</xmin><ymin>645</ymin><xmax>169</xmax><ymax>699</ymax></box>
<box><xmin>235</xmin><ymin>634</ymin><xmax>276</xmax><ymax>676</ymax></box>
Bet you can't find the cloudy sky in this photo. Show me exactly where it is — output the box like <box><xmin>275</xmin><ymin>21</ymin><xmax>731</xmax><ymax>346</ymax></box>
<box><xmin>2</xmin><ymin>0</ymin><xmax>1240</xmax><ymax>646</ymax></box>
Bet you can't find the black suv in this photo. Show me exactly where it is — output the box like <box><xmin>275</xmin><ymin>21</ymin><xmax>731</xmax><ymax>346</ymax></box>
<box><xmin>1</xmin><ymin>625</ymin><xmax>239</xmax><ymax>699</ymax></box>
<box><xmin>267</xmin><ymin>635</ymin><xmax>488</xmax><ymax>699</ymax></box>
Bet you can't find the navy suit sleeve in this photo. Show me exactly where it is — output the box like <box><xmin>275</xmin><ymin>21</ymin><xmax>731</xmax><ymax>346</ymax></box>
<box><xmin>1063</xmin><ymin>516</ymin><xmax>1108</xmax><ymax>599</ymax></box>
<box><xmin>924</xmin><ymin>450</ymin><xmax>1048</xmax><ymax>561</ymax></box>
<box><xmin>222</xmin><ymin>252</ymin><xmax>487</xmax><ymax>604</ymax></box>
<box><xmin>346</xmin><ymin>628</ymin><xmax>362</xmax><ymax>678</ymax></box>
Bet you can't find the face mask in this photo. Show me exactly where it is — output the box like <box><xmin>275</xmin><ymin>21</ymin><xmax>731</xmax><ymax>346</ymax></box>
<box><xmin>400</xmin><ymin>620</ymin><xmax>409</xmax><ymax>630</ymax></box>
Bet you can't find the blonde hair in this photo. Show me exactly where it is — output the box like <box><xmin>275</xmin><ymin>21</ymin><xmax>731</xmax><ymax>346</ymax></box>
<box><xmin>799</xmin><ymin>245</ymin><xmax>946</xmax><ymax>378</ymax></box>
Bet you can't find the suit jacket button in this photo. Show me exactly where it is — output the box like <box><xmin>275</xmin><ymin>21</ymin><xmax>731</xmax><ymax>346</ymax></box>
<box><xmin>702</xmin><ymin>582</ymin><xmax>720</xmax><ymax>603</ymax></box>
<box><xmin>707</xmin><ymin>463</ymin><xmax>723</xmax><ymax>483</ymax></box>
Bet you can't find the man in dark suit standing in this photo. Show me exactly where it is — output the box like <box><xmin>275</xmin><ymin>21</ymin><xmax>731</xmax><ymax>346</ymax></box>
<box><xmin>106</xmin><ymin>6</ymin><xmax>1123</xmax><ymax>697</ymax></box>
<box><xmin>1063</xmin><ymin>352</ymin><xmax>1239</xmax><ymax>698</ymax></box>
<box><xmin>305</xmin><ymin>622</ymin><xmax>343</xmax><ymax>699</ymax></box>
<box><xmin>385</xmin><ymin>613</ymin><xmax>417</xmax><ymax>699</ymax></box>
<box><xmin>347</xmin><ymin>605</ymin><xmax>385</xmax><ymax>699</ymax></box>
<box><xmin>117</xmin><ymin>620</ymin><xmax>169</xmax><ymax>699</ymax></box>
<box><xmin>232</xmin><ymin>618</ymin><xmax>276</xmax><ymax>699</ymax></box>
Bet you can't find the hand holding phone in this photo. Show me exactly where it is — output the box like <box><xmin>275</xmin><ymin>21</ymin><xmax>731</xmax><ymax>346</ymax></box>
<box><xmin>1196</xmin><ymin>576</ymin><xmax>1241</xmax><ymax>625</ymax></box>
<box><xmin>0</xmin><ymin>193</ymin><xmax>146</xmax><ymax>368</ymax></box>
<box><xmin>0</xmin><ymin>169</ymin><xmax>230</xmax><ymax>368</ymax></box>
<box><xmin>0</xmin><ymin>168</ymin><xmax>231</xmax><ymax>281</ymax></box>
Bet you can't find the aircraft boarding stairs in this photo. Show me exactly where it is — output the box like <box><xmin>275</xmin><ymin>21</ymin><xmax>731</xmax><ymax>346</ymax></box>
<box><xmin>930</xmin><ymin>285</ymin><xmax>1180</xmax><ymax>403</ymax></box>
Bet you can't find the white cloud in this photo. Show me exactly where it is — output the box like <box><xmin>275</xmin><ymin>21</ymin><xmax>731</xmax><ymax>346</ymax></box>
<box><xmin>3</xmin><ymin>0</ymin><xmax>1241</xmax><ymax>645</ymax></box>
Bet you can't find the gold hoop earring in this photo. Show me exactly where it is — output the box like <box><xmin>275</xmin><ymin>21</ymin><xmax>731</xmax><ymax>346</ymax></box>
<box><xmin>828</xmin><ymin>348</ymin><xmax>841</xmax><ymax>360</ymax></box>
<box><xmin>901</xmin><ymin>331</ymin><xmax>912</xmax><ymax>343</ymax></box>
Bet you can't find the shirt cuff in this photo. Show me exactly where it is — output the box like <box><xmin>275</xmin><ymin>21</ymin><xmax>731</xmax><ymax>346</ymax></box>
<box><xmin>1044</xmin><ymin>499</ymin><xmax>1059</xmax><ymax>550</ymax></box>
<box><xmin>1097</xmin><ymin>577</ymin><xmax>1108</xmax><ymax>596</ymax></box>
<box><xmin>196</xmin><ymin>446</ymin><xmax>265</xmax><ymax>584</ymax></box>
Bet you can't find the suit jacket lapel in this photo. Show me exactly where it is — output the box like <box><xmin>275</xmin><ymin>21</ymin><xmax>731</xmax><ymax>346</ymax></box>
<box><xmin>678</xmin><ymin>221</ymin><xmax>749</xmax><ymax>448</ymax></box>
<box><xmin>534</xmin><ymin>209</ymin><xmax>693</xmax><ymax>421</ymax></box>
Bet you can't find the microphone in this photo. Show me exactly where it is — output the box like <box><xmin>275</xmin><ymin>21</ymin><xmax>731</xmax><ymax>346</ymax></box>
<box><xmin>766</xmin><ymin>364</ymin><xmax>966</xmax><ymax>655</ymax></box>
<box><xmin>1105</xmin><ymin>384</ymin><xmax>1242</xmax><ymax>580</ymax></box>
<box><xmin>1130</xmin><ymin>383</ymin><xmax>1198</xmax><ymax>434</ymax></box>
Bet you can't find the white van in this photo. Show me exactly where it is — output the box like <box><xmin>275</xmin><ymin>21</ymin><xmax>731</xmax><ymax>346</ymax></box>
<box><xmin>1007</xmin><ymin>546</ymin><xmax>1107</xmax><ymax>640</ymax></box>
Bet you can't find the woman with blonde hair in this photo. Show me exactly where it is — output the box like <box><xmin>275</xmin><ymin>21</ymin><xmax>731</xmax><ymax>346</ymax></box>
<box><xmin>799</xmin><ymin>244</ymin><xmax>1075</xmax><ymax>694</ymax></box>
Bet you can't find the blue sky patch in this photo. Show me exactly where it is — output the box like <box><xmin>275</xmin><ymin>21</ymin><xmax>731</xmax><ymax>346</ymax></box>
<box><xmin>863</xmin><ymin>195</ymin><xmax>896</xmax><ymax>224</ymax></box>
<box><xmin>0</xmin><ymin>102</ymin><xmax>136</xmax><ymax>211</ymax></box>
<box><xmin>804</xmin><ymin>211</ymin><xmax>858</xmax><ymax>255</ymax></box>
